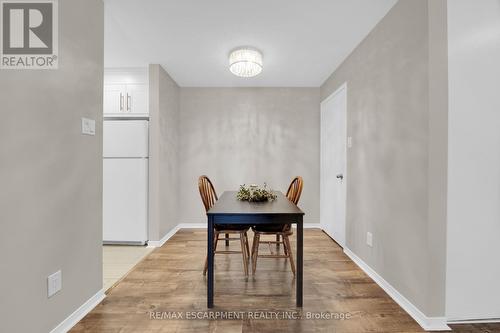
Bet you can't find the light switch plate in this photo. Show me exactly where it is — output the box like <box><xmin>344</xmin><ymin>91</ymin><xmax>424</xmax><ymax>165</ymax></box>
<box><xmin>81</xmin><ymin>117</ymin><xmax>95</xmax><ymax>136</ymax></box>
<box><xmin>347</xmin><ymin>136</ymin><xmax>353</xmax><ymax>148</ymax></box>
<box><xmin>366</xmin><ymin>232</ymin><xmax>373</xmax><ymax>247</ymax></box>
<box><xmin>47</xmin><ymin>270</ymin><xmax>62</xmax><ymax>298</ymax></box>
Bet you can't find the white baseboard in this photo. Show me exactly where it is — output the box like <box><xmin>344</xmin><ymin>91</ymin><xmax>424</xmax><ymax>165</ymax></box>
<box><xmin>175</xmin><ymin>222</ymin><xmax>322</xmax><ymax>230</ymax></box>
<box><xmin>177</xmin><ymin>223</ymin><xmax>207</xmax><ymax>229</ymax></box>
<box><xmin>147</xmin><ymin>225</ymin><xmax>183</xmax><ymax>247</ymax></box>
<box><xmin>343</xmin><ymin>248</ymin><xmax>450</xmax><ymax>331</ymax></box>
<box><xmin>147</xmin><ymin>223</ymin><xmax>208</xmax><ymax>247</ymax></box>
<box><xmin>147</xmin><ymin>223</ymin><xmax>322</xmax><ymax>248</ymax></box>
<box><xmin>447</xmin><ymin>318</ymin><xmax>500</xmax><ymax>324</ymax></box>
<box><xmin>178</xmin><ymin>217</ymin><xmax>320</xmax><ymax>225</ymax></box>
<box><xmin>177</xmin><ymin>222</ymin><xmax>322</xmax><ymax>228</ymax></box>
<box><xmin>292</xmin><ymin>223</ymin><xmax>322</xmax><ymax>229</ymax></box>
<box><xmin>49</xmin><ymin>289</ymin><xmax>105</xmax><ymax>333</ymax></box>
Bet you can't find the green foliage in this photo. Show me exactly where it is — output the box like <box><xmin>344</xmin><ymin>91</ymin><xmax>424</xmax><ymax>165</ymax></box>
<box><xmin>236</xmin><ymin>183</ymin><xmax>277</xmax><ymax>202</ymax></box>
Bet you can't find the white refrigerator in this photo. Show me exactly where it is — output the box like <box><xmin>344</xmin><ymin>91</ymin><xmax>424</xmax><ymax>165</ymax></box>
<box><xmin>103</xmin><ymin>120</ymin><xmax>149</xmax><ymax>245</ymax></box>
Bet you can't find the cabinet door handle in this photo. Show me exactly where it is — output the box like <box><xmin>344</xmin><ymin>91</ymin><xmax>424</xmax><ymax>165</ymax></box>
<box><xmin>119</xmin><ymin>93</ymin><xmax>123</xmax><ymax>111</ymax></box>
<box><xmin>127</xmin><ymin>93</ymin><xmax>131</xmax><ymax>111</ymax></box>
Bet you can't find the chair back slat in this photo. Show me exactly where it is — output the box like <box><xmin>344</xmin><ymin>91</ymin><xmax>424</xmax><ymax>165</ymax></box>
<box><xmin>198</xmin><ymin>175</ymin><xmax>218</xmax><ymax>212</ymax></box>
<box><xmin>286</xmin><ymin>176</ymin><xmax>303</xmax><ymax>205</ymax></box>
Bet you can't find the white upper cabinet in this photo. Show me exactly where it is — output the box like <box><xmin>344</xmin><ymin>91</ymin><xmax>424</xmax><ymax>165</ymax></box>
<box><xmin>125</xmin><ymin>84</ymin><xmax>148</xmax><ymax>115</ymax></box>
<box><xmin>104</xmin><ymin>84</ymin><xmax>126</xmax><ymax>114</ymax></box>
<box><xmin>104</xmin><ymin>68</ymin><xmax>149</xmax><ymax>117</ymax></box>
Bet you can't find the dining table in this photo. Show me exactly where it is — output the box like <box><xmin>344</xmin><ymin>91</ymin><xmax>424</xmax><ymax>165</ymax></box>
<box><xmin>206</xmin><ymin>190</ymin><xmax>305</xmax><ymax>308</ymax></box>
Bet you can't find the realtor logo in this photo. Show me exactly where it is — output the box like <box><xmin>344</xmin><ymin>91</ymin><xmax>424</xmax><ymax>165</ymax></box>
<box><xmin>0</xmin><ymin>0</ymin><xmax>58</xmax><ymax>69</ymax></box>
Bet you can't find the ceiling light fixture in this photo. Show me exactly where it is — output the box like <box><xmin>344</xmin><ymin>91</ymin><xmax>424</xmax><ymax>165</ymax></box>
<box><xmin>228</xmin><ymin>47</ymin><xmax>263</xmax><ymax>77</ymax></box>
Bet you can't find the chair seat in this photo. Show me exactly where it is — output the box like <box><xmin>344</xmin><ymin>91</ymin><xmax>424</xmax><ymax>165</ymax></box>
<box><xmin>252</xmin><ymin>223</ymin><xmax>292</xmax><ymax>234</ymax></box>
<box><xmin>214</xmin><ymin>224</ymin><xmax>249</xmax><ymax>231</ymax></box>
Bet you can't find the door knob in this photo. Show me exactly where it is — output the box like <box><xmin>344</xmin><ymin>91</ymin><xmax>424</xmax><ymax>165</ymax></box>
<box><xmin>336</xmin><ymin>174</ymin><xmax>343</xmax><ymax>180</ymax></box>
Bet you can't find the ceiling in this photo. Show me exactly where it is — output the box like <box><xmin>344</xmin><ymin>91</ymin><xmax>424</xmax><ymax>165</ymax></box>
<box><xmin>104</xmin><ymin>0</ymin><xmax>397</xmax><ymax>87</ymax></box>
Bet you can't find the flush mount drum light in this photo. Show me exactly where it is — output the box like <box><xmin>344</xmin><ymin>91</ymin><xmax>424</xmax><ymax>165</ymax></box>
<box><xmin>229</xmin><ymin>47</ymin><xmax>263</xmax><ymax>77</ymax></box>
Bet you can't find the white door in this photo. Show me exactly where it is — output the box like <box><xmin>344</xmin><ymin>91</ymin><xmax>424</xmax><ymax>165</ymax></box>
<box><xmin>103</xmin><ymin>84</ymin><xmax>126</xmax><ymax>115</ymax></box>
<box><xmin>320</xmin><ymin>84</ymin><xmax>347</xmax><ymax>247</ymax></box>
<box><xmin>126</xmin><ymin>84</ymin><xmax>148</xmax><ymax>115</ymax></box>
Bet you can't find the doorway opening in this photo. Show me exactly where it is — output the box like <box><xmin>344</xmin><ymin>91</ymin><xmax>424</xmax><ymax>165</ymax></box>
<box><xmin>102</xmin><ymin>68</ymin><xmax>152</xmax><ymax>292</ymax></box>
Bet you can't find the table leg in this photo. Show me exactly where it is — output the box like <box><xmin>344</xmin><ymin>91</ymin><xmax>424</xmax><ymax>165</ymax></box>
<box><xmin>296</xmin><ymin>216</ymin><xmax>303</xmax><ymax>307</ymax></box>
<box><xmin>207</xmin><ymin>215</ymin><xmax>214</xmax><ymax>308</ymax></box>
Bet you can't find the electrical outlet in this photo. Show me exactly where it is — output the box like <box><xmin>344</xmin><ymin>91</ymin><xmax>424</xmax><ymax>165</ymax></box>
<box><xmin>81</xmin><ymin>117</ymin><xmax>95</xmax><ymax>136</ymax></box>
<box><xmin>366</xmin><ymin>232</ymin><xmax>373</xmax><ymax>247</ymax></box>
<box><xmin>47</xmin><ymin>270</ymin><xmax>62</xmax><ymax>298</ymax></box>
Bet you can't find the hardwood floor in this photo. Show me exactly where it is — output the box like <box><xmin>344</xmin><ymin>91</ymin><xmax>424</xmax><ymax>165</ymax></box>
<box><xmin>72</xmin><ymin>229</ymin><xmax>499</xmax><ymax>333</ymax></box>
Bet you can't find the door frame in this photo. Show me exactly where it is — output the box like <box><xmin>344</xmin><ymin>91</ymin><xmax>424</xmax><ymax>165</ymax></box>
<box><xmin>320</xmin><ymin>82</ymin><xmax>348</xmax><ymax>248</ymax></box>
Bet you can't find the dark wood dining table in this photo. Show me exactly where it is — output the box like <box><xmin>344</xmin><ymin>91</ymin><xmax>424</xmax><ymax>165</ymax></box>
<box><xmin>206</xmin><ymin>190</ymin><xmax>305</xmax><ymax>308</ymax></box>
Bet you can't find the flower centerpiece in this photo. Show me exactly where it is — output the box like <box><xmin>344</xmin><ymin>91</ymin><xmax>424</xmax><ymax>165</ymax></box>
<box><xmin>236</xmin><ymin>183</ymin><xmax>277</xmax><ymax>202</ymax></box>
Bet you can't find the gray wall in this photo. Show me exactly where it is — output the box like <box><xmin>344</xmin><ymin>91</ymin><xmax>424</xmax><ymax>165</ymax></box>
<box><xmin>178</xmin><ymin>88</ymin><xmax>320</xmax><ymax>224</ymax></box>
<box><xmin>320</xmin><ymin>0</ymin><xmax>447</xmax><ymax>317</ymax></box>
<box><xmin>149</xmin><ymin>65</ymin><xmax>180</xmax><ymax>241</ymax></box>
<box><xmin>0</xmin><ymin>1</ymin><xmax>104</xmax><ymax>332</ymax></box>
<box><xmin>426</xmin><ymin>0</ymin><xmax>448</xmax><ymax>317</ymax></box>
<box><xmin>446</xmin><ymin>0</ymin><xmax>500</xmax><ymax>320</ymax></box>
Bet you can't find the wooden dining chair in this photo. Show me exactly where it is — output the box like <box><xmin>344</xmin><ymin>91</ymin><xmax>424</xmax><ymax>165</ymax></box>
<box><xmin>251</xmin><ymin>176</ymin><xmax>303</xmax><ymax>276</ymax></box>
<box><xmin>199</xmin><ymin>175</ymin><xmax>251</xmax><ymax>276</ymax></box>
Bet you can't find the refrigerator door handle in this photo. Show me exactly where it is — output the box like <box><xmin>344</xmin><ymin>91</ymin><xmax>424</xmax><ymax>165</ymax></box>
<box><xmin>119</xmin><ymin>93</ymin><xmax>124</xmax><ymax>111</ymax></box>
<box><xmin>126</xmin><ymin>93</ymin><xmax>131</xmax><ymax>111</ymax></box>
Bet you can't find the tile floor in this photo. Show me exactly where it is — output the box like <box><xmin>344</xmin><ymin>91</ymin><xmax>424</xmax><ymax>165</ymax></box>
<box><xmin>102</xmin><ymin>245</ymin><xmax>154</xmax><ymax>291</ymax></box>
